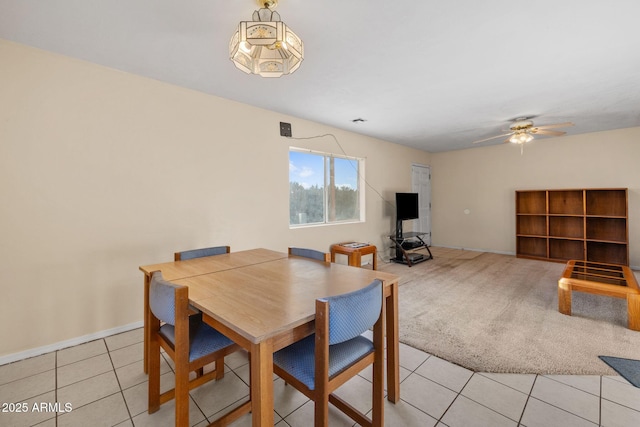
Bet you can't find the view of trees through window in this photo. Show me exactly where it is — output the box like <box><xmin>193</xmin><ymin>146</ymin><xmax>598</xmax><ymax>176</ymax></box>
<box><xmin>289</xmin><ymin>149</ymin><xmax>362</xmax><ymax>226</ymax></box>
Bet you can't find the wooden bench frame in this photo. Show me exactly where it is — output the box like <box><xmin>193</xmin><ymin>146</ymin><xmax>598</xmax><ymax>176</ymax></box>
<box><xmin>558</xmin><ymin>260</ymin><xmax>640</xmax><ymax>331</ymax></box>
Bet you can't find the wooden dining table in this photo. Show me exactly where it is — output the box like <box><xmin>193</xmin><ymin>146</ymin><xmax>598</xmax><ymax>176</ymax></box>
<box><xmin>139</xmin><ymin>248</ymin><xmax>400</xmax><ymax>427</ymax></box>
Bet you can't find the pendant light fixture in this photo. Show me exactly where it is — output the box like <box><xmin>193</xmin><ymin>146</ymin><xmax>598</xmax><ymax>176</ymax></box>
<box><xmin>229</xmin><ymin>0</ymin><xmax>304</xmax><ymax>78</ymax></box>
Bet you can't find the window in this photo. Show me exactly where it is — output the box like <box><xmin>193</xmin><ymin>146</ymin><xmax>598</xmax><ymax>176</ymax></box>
<box><xmin>289</xmin><ymin>148</ymin><xmax>364</xmax><ymax>226</ymax></box>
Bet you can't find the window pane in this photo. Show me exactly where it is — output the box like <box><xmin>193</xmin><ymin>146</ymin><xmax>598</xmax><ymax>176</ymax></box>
<box><xmin>289</xmin><ymin>151</ymin><xmax>325</xmax><ymax>225</ymax></box>
<box><xmin>289</xmin><ymin>149</ymin><xmax>363</xmax><ymax>226</ymax></box>
<box><xmin>327</xmin><ymin>157</ymin><xmax>360</xmax><ymax>222</ymax></box>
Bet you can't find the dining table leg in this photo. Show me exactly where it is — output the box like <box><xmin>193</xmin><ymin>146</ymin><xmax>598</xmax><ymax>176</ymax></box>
<box><xmin>386</xmin><ymin>280</ymin><xmax>400</xmax><ymax>402</ymax></box>
<box><xmin>250</xmin><ymin>340</ymin><xmax>274</xmax><ymax>427</ymax></box>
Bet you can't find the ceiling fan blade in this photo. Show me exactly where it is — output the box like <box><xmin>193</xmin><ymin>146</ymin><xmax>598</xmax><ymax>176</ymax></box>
<box><xmin>534</xmin><ymin>122</ymin><xmax>574</xmax><ymax>129</ymax></box>
<box><xmin>533</xmin><ymin>129</ymin><xmax>566</xmax><ymax>136</ymax></box>
<box><xmin>472</xmin><ymin>133</ymin><xmax>512</xmax><ymax>144</ymax></box>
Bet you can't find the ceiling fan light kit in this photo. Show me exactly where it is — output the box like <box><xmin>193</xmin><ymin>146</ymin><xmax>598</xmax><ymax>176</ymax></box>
<box><xmin>509</xmin><ymin>132</ymin><xmax>534</xmax><ymax>144</ymax></box>
<box><xmin>229</xmin><ymin>0</ymin><xmax>304</xmax><ymax>78</ymax></box>
<box><xmin>472</xmin><ymin>117</ymin><xmax>574</xmax><ymax>153</ymax></box>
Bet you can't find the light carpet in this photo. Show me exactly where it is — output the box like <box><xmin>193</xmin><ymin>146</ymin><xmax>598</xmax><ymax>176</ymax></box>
<box><xmin>380</xmin><ymin>248</ymin><xmax>640</xmax><ymax>374</ymax></box>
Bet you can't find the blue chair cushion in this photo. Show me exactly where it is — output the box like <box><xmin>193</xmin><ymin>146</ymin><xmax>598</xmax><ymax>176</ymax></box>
<box><xmin>150</xmin><ymin>272</ymin><xmax>178</xmax><ymax>325</ymax></box>
<box><xmin>325</xmin><ymin>280</ymin><xmax>382</xmax><ymax>345</ymax></box>
<box><xmin>160</xmin><ymin>321</ymin><xmax>234</xmax><ymax>363</ymax></box>
<box><xmin>179</xmin><ymin>247</ymin><xmax>228</xmax><ymax>260</ymax></box>
<box><xmin>273</xmin><ymin>334</ymin><xmax>374</xmax><ymax>390</ymax></box>
<box><xmin>290</xmin><ymin>247</ymin><xmax>327</xmax><ymax>261</ymax></box>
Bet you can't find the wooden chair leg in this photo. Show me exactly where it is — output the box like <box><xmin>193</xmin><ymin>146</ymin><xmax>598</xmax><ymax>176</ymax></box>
<box><xmin>372</xmin><ymin>357</ymin><xmax>384</xmax><ymax>427</ymax></box>
<box><xmin>175</xmin><ymin>363</ymin><xmax>190</xmax><ymax>427</ymax></box>
<box><xmin>215</xmin><ymin>357</ymin><xmax>225</xmax><ymax>380</ymax></box>
<box><xmin>372</xmin><ymin>303</ymin><xmax>385</xmax><ymax>427</ymax></box>
<box><xmin>148</xmin><ymin>351</ymin><xmax>161</xmax><ymax>413</ymax></box>
<box><xmin>148</xmin><ymin>320</ymin><xmax>161</xmax><ymax>414</ymax></box>
<box><xmin>314</xmin><ymin>397</ymin><xmax>329</xmax><ymax>427</ymax></box>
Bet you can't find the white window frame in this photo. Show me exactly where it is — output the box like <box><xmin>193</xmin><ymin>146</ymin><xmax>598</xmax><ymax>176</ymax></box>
<box><xmin>289</xmin><ymin>147</ymin><xmax>366</xmax><ymax>228</ymax></box>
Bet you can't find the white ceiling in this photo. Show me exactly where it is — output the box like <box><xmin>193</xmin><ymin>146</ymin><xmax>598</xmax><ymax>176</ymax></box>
<box><xmin>2</xmin><ymin>0</ymin><xmax>640</xmax><ymax>152</ymax></box>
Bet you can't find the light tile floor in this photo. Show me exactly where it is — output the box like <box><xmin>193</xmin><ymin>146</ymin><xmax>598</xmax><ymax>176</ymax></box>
<box><xmin>1</xmin><ymin>327</ymin><xmax>639</xmax><ymax>427</ymax></box>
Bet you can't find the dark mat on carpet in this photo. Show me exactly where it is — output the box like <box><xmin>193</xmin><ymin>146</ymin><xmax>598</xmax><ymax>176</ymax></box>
<box><xmin>599</xmin><ymin>356</ymin><xmax>640</xmax><ymax>387</ymax></box>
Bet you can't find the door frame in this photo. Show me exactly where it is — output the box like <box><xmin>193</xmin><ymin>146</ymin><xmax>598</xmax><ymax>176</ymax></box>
<box><xmin>411</xmin><ymin>163</ymin><xmax>432</xmax><ymax>245</ymax></box>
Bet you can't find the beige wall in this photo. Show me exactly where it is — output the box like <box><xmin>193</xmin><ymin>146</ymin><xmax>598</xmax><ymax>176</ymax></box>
<box><xmin>3</xmin><ymin>37</ymin><xmax>638</xmax><ymax>360</ymax></box>
<box><xmin>0</xmin><ymin>40</ymin><xmax>430</xmax><ymax>358</ymax></box>
<box><xmin>431</xmin><ymin>127</ymin><xmax>640</xmax><ymax>267</ymax></box>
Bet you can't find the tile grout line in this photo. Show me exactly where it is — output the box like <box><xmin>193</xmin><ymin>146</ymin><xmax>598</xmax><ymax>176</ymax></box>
<box><xmin>105</xmin><ymin>338</ymin><xmax>134</xmax><ymax>425</ymax></box>
<box><xmin>459</xmin><ymin>372</ymin><xmax>537</xmax><ymax>425</ymax></box>
<box><xmin>526</xmin><ymin>390</ymin><xmax>601</xmax><ymax>425</ymax></box>
<box><xmin>397</xmin><ymin>354</ymin><xmax>446</xmax><ymax>421</ymax></box>
<box><xmin>435</xmin><ymin>370</ymin><xmax>475</xmax><ymax>425</ymax></box>
<box><xmin>451</xmin><ymin>375</ymin><xmax>531</xmax><ymax>425</ymax></box>
<box><xmin>400</xmin><ymin>354</ymin><xmax>460</xmax><ymax>424</ymax></box>
<box><xmin>156</xmin><ymin>349</ymin><xmax>211</xmax><ymax>424</ymax></box>
<box><xmin>361</xmin><ymin>353</ymin><xmax>440</xmax><ymax>425</ymax></box>
<box><xmin>517</xmin><ymin>373</ymin><xmax>539</xmax><ymax>426</ymax></box>
<box><xmin>599</xmin><ymin>375</ymin><xmax>603</xmax><ymax>426</ymax></box>
<box><xmin>476</xmin><ymin>371</ymin><xmax>537</xmax><ymax>397</ymax></box>
<box><xmin>543</xmin><ymin>373</ymin><xmax>602</xmax><ymax>398</ymax></box>
<box><xmin>187</xmin><ymin>361</ymin><xmax>209</xmax><ymax>425</ymax></box>
<box><xmin>537</xmin><ymin>374</ymin><xmax>604</xmax><ymax>424</ymax></box>
<box><xmin>600</xmin><ymin>376</ymin><xmax>640</xmax><ymax>414</ymax></box>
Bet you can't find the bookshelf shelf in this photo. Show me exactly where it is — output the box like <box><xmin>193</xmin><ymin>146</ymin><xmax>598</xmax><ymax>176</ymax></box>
<box><xmin>515</xmin><ymin>189</ymin><xmax>628</xmax><ymax>265</ymax></box>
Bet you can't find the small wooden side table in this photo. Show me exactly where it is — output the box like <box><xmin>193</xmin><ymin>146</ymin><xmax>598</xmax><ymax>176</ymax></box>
<box><xmin>331</xmin><ymin>242</ymin><xmax>378</xmax><ymax>270</ymax></box>
<box><xmin>558</xmin><ymin>260</ymin><xmax>640</xmax><ymax>331</ymax></box>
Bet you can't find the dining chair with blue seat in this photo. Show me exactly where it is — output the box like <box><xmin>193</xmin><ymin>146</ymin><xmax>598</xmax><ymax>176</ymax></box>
<box><xmin>288</xmin><ymin>246</ymin><xmax>331</xmax><ymax>262</ymax></box>
<box><xmin>147</xmin><ymin>271</ymin><xmax>251</xmax><ymax>427</ymax></box>
<box><xmin>173</xmin><ymin>245</ymin><xmax>232</xmax><ymax>379</ymax></box>
<box><xmin>174</xmin><ymin>245</ymin><xmax>230</xmax><ymax>261</ymax></box>
<box><xmin>273</xmin><ymin>279</ymin><xmax>385</xmax><ymax>427</ymax></box>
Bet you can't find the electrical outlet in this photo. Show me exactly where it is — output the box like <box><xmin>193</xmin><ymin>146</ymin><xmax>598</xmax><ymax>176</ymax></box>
<box><xmin>280</xmin><ymin>122</ymin><xmax>292</xmax><ymax>137</ymax></box>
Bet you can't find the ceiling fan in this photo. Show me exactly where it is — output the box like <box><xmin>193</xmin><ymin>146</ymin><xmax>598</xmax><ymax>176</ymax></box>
<box><xmin>472</xmin><ymin>117</ymin><xmax>574</xmax><ymax>146</ymax></box>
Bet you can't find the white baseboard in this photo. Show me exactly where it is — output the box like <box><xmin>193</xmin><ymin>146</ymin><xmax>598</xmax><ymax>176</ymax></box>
<box><xmin>435</xmin><ymin>245</ymin><xmax>515</xmax><ymax>256</ymax></box>
<box><xmin>436</xmin><ymin>245</ymin><xmax>640</xmax><ymax>271</ymax></box>
<box><xmin>0</xmin><ymin>321</ymin><xmax>144</xmax><ymax>366</ymax></box>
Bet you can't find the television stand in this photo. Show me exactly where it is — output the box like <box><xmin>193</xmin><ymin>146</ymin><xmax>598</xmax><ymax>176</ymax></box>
<box><xmin>389</xmin><ymin>232</ymin><xmax>433</xmax><ymax>267</ymax></box>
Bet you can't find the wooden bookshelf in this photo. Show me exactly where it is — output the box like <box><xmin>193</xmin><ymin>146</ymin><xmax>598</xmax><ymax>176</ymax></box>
<box><xmin>515</xmin><ymin>189</ymin><xmax>628</xmax><ymax>265</ymax></box>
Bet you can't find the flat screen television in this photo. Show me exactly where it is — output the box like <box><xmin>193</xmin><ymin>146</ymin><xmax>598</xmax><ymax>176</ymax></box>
<box><xmin>396</xmin><ymin>192</ymin><xmax>419</xmax><ymax>221</ymax></box>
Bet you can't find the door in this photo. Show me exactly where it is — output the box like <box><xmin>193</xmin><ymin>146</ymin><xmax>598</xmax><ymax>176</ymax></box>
<box><xmin>411</xmin><ymin>164</ymin><xmax>432</xmax><ymax>245</ymax></box>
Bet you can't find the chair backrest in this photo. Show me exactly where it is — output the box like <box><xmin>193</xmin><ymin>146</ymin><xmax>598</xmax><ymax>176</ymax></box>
<box><xmin>149</xmin><ymin>271</ymin><xmax>180</xmax><ymax>325</ymax></box>
<box><xmin>175</xmin><ymin>246</ymin><xmax>230</xmax><ymax>261</ymax></box>
<box><xmin>322</xmin><ymin>279</ymin><xmax>382</xmax><ymax>345</ymax></box>
<box><xmin>288</xmin><ymin>247</ymin><xmax>330</xmax><ymax>262</ymax></box>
